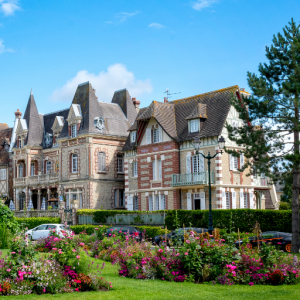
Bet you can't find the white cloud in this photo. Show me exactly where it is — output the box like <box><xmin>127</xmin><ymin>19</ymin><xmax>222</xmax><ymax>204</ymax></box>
<box><xmin>0</xmin><ymin>0</ymin><xmax>20</xmax><ymax>16</ymax></box>
<box><xmin>116</xmin><ymin>11</ymin><xmax>140</xmax><ymax>23</ymax></box>
<box><xmin>51</xmin><ymin>64</ymin><xmax>153</xmax><ymax>103</ymax></box>
<box><xmin>0</xmin><ymin>39</ymin><xmax>13</xmax><ymax>54</ymax></box>
<box><xmin>192</xmin><ymin>0</ymin><xmax>218</xmax><ymax>11</ymax></box>
<box><xmin>149</xmin><ymin>23</ymin><xmax>166</xmax><ymax>30</ymax></box>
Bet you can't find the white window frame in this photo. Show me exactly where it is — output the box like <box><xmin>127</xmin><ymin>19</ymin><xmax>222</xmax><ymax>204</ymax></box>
<box><xmin>30</xmin><ymin>162</ymin><xmax>35</xmax><ymax>176</ymax></box>
<box><xmin>154</xmin><ymin>195</ymin><xmax>159</xmax><ymax>210</ymax></box>
<box><xmin>18</xmin><ymin>137</ymin><xmax>22</xmax><ymax>149</ymax></box>
<box><xmin>71</xmin><ymin>124</ymin><xmax>77</xmax><ymax>138</ymax></box>
<box><xmin>226</xmin><ymin>192</ymin><xmax>230</xmax><ymax>209</ymax></box>
<box><xmin>19</xmin><ymin>164</ymin><xmax>24</xmax><ymax>178</ymax></box>
<box><xmin>190</xmin><ymin>119</ymin><xmax>199</xmax><ymax>133</ymax></box>
<box><xmin>234</xmin><ymin>156</ymin><xmax>238</xmax><ymax>170</ymax></box>
<box><xmin>46</xmin><ymin>161</ymin><xmax>51</xmax><ymax>174</ymax></box>
<box><xmin>0</xmin><ymin>169</ymin><xmax>6</xmax><ymax>180</ymax></box>
<box><xmin>131</xmin><ymin>131</ymin><xmax>136</xmax><ymax>143</ymax></box>
<box><xmin>133</xmin><ymin>161</ymin><xmax>138</xmax><ymax>177</ymax></box>
<box><xmin>148</xmin><ymin>195</ymin><xmax>153</xmax><ymax>211</ymax></box>
<box><xmin>244</xmin><ymin>193</ymin><xmax>248</xmax><ymax>208</ymax></box>
<box><xmin>153</xmin><ymin>127</ymin><xmax>162</xmax><ymax>143</ymax></box>
<box><xmin>72</xmin><ymin>154</ymin><xmax>78</xmax><ymax>173</ymax></box>
<box><xmin>98</xmin><ymin>152</ymin><xmax>106</xmax><ymax>172</ymax></box>
<box><xmin>117</xmin><ymin>154</ymin><xmax>124</xmax><ymax>173</ymax></box>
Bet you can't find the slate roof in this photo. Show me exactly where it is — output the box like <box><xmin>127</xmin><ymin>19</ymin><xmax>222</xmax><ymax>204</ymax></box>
<box><xmin>23</xmin><ymin>93</ymin><xmax>44</xmax><ymax>147</ymax></box>
<box><xmin>123</xmin><ymin>85</ymin><xmax>239</xmax><ymax>151</ymax></box>
<box><xmin>0</xmin><ymin>123</ymin><xmax>9</xmax><ymax>131</ymax></box>
<box><xmin>111</xmin><ymin>89</ymin><xmax>137</xmax><ymax>125</ymax></box>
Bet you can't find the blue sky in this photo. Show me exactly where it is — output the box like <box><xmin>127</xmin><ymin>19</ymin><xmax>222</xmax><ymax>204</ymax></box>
<box><xmin>0</xmin><ymin>0</ymin><xmax>299</xmax><ymax>127</ymax></box>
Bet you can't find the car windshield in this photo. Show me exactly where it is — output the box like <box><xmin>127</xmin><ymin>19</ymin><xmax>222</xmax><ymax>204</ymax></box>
<box><xmin>47</xmin><ymin>225</ymin><xmax>57</xmax><ymax>230</ymax></box>
<box><xmin>36</xmin><ymin>225</ymin><xmax>48</xmax><ymax>230</ymax></box>
<box><xmin>59</xmin><ymin>225</ymin><xmax>67</xmax><ymax>230</ymax></box>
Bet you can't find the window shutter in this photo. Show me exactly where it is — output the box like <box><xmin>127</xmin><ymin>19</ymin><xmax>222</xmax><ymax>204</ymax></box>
<box><xmin>186</xmin><ymin>152</ymin><xmax>191</xmax><ymax>173</ymax></box>
<box><xmin>240</xmin><ymin>153</ymin><xmax>244</xmax><ymax>168</ymax></box>
<box><xmin>158</xmin><ymin>160</ymin><xmax>162</xmax><ymax>180</ymax></box>
<box><xmin>249</xmin><ymin>192</ymin><xmax>254</xmax><ymax>209</ymax></box>
<box><xmin>222</xmin><ymin>189</ymin><xmax>226</xmax><ymax>209</ymax></box>
<box><xmin>232</xmin><ymin>191</ymin><xmax>236</xmax><ymax>209</ymax></box>
<box><xmin>240</xmin><ymin>190</ymin><xmax>244</xmax><ymax>208</ymax></box>
<box><xmin>158</xmin><ymin>126</ymin><xmax>162</xmax><ymax>142</ymax></box>
<box><xmin>199</xmin><ymin>153</ymin><xmax>205</xmax><ymax>173</ymax></box>
<box><xmin>187</xmin><ymin>193</ymin><xmax>192</xmax><ymax>210</ymax></box>
<box><xmin>230</xmin><ymin>154</ymin><xmax>234</xmax><ymax>170</ymax></box>
<box><xmin>127</xmin><ymin>196</ymin><xmax>133</xmax><ymax>211</ymax></box>
<box><xmin>146</xmin><ymin>128</ymin><xmax>151</xmax><ymax>144</ymax></box>
<box><xmin>152</xmin><ymin>161</ymin><xmax>156</xmax><ymax>180</ymax></box>
<box><xmin>200</xmin><ymin>192</ymin><xmax>205</xmax><ymax>210</ymax></box>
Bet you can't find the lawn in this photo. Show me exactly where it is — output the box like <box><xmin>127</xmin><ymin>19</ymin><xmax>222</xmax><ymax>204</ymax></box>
<box><xmin>1</xmin><ymin>251</ymin><xmax>300</xmax><ymax>300</ymax></box>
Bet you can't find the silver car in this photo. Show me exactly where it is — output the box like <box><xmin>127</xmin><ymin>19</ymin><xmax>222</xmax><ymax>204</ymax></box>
<box><xmin>25</xmin><ymin>224</ymin><xmax>71</xmax><ymax>240</ymax></box>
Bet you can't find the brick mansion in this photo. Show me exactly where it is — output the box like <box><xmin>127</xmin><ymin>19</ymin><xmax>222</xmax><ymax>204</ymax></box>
<box><xmin>0</xmin><ymin>82</ymin><xmax>279</xmax><ymax>211</ymax></box>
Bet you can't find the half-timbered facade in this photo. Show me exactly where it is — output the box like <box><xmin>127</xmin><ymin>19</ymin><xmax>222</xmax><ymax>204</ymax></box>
<box><xmin>123</xmin><ymin>86</ymin><xmax>279</xmax><ymax>211</ymax></box>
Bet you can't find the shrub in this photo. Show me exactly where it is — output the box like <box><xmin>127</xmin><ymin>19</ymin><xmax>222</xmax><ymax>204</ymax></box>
<box><xmin>71</xmin><ymin>225</ymin><xmax>107</xmax><ymax>235</ymax></box>
<box><xmin>279</xmin><ymin>202</ymin><xmax>291</xmax><ymax>210</ymax></box>
<box><xmin>164</xmin><ymin>209</ymin><xmax>293</xmax><ymax>232</ymax></box>
<box><xmin>16</xmin><ymin>217</ymin><xmax>61</xmax><ymax>229</ymax></box>
<box><xmin>0</xmin><ymin>223</ymin><xmax>9</xmax><ymax>249</ymax></box>
<box><xmin>0</xmin><ymin>203</ymin><xmax>19</xmax><ymax>233</ymax></box>
<box><xmin>135</xmin><ymin>226</ymin><xmax>170</xmax><ymax>238</ymax></box>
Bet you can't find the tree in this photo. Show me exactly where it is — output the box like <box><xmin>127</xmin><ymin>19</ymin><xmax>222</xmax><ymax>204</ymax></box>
<box><xmin>226</xmin><ymin>19</ymin><xmax>300</xmax><ymax>253</ymax></box>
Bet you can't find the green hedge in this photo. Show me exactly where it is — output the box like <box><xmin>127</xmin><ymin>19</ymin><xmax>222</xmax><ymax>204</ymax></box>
<box><xmin>16</xmin><ymin>217</ymin><xmax>61</xmax><ymax>230</ymax></box>
<box><xmin>165</xmin><ymin>209</ymin><xmax>293</xmax><ymax>232</ymax></box>
<box><xmin>70</xmin><ymin>225</ymin><xmax>169</xmax><ymax>238</ymax></box>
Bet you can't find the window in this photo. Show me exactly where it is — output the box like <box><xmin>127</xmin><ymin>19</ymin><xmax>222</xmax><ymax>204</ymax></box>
<box><xmin>31</xmin><ymin>162</ymin><xmax>35</xmax><ymax>176</ymax></box>
<box><xmin>192</xmin><ymin>154</ymin><xmax>205</xmax><ymax>173</ymax></box>
<box><xmin>131</xmin><ymin>131</ymin><xmax>136</xmax><ymax>143</ymax></box>
<box><xmin>117</xmin><ymin>154</ymin><xmax>124</xmax><ymax>173</ymax></box>
<box><xmin>94</xmin><ymin>117</ymin><xmax>105</xmax><ymax>130</ymax></box>
<box><xmin>98</xmin><ymin>152</ymin><xmax>106</xmax><ymax>172</ymax></box>
<box><xmin>234</xmin><ymin>156</ymin><xmax>238</xmax><ymax>169</ymax></box>
<box><xmin>46</xmin><ymin>161</ymin><xmax>51</xmax><ymax>174</ymax></box>
<box><xmin>154</xmin><ymin>195</ymin><xmax>159</xmax><ymax>210</ymax></box>
<box><xmin>133</xmin><ymin>161</ymin><xmax>138</xmax><ymax>177</ymax></box>
<box><xmin>226</xmin><ymin>192</ymin><xmax>231</xmax><ymax>209</ymax></box>
<box><xmin>134</xmin><ymin>196</ymin><xmax>139</xmax><ymax>211</ymax></box>
<box><xmin>79</xmin><ymin>194</ymin><xmax>83</xmax><ymax>209</ymax></box>
<box><xmin>65</xmin><ymin>188</ymin><xmax>83</xmax><ymax>209</ymax></box>
<box><xmin>19</xmin><ymin>164</ymin><xmax>24</xmax><ymax>178</ymax></box>
<box><xmin>231</xmin><ymin>120</ymin><xmax>239</xmax><ymax>128</ymax></box>
<box><xmin>190</xmin><ymin>119</ymin><xmax>199</xmax><ymax>133</ymax></box>
<box><xmin>71</xmin><ymin>124</ymin><xmax>77</xmax><ymax>138</ymax></box>
<box><xmin>153</xmin><ymin>128</ymin><xmax>162</xmax><ymax>143</ymax></box>
<box><xmin>244</xmin><ymin>193</ymin><xmax>248</xmax><ymax>208</ymax></box>
<box><xmin>114</xmin><ymin>189</ymin><xmax>124</xmax><ymax>207</ymax></box>
<box><xmin>18</xmin><ymin>137</ymin><xmax>22</xmax><ymax>148</ymax></box>
<box><xmin>152</xmin><ymin>159</ymin><xmax>162</xmax><ymax>180</ymax></box>
<box><xmin>148</xmin><ymin>195</ymin><xmax>153</xmax><ymax>211</ymax></box>
<box><xmin>230</xmin><ymin>154</ymin><xmax>239</xmax><ymax>171</ymax></box>
<box><xmin>72</xmin><ymin>154</ymin><xmax>78</xmax><ymax>173</ymax></box>
<box><xmin>0</xmin><ymin>169</ymin><xmax>6</xmax><ymax>180</ymax></box>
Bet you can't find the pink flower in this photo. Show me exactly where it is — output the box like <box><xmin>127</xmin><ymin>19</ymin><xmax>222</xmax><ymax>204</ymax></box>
<box><xmin>158</xmin><ymin>249</ymin><xmax>163</xmax><ymax>253</ymax></box>
<box><xmin>186</xmin><ymin>240</ymin><xmax>190</xmax><ymax>244</ymax></box>
<box><xmin>113</xmin><ymin>234</ymin><xmax>116</xmax><ymax>237</ymax></box>
<box><xmin>43</xmin><ymin>288</ymin><xmax>46</xmax><ymax>293</ymax></box>
<box><xmin>76</xmin><ymin>255</ymin><xmax>80</xmax><ymax>259</ymax></box>
<box><xmin>111</xmin><ymin>229</ymin><xmax>113</xmax><ymax>231</ymax></box>
<box><xmin>136</xmin><ymin>267</ymin><xmax>139</xmax><ymax>270</ymax></box>
<box><xmin>95</xmin><ymin>228</ymin><xmax>99</xmax><ymax>230</ymax></box>
<box><xmin>110</xmin><ymin>285</ymin><xmax>113</xmax><ymax>288</ymax></box>
<box><xmin>11</xmin><ymin>252</ymin><xmax>16</xmax><ymax>254</ymax></box>
<box><xmin>75</xmin><ymin>288</ymin><xmax>79</xmax><ymax>291</ymax></box>
<box><xmin>72</xmin><ymin>249</ymin><xmax>76</xmax><ymax>252</ymax></box>
<box><xmin>195</xmin><ymin>237</ymin><xmax>200</xmax><ymax>240</ymax></box>
<box><xmin>184</xmin><ymin>252</ymin><xmax>188</xmax><ymax>256</ymax></box>
<box><xmin>52</xmin><ymin>248</ymin><xmax>57</xmax><ymax>251</ymax></box>
<box><xmin>109</xmin><ymin>234</ymin><xmax>111</xmax><ymax>236</ymax></box>
<box><xmin>249</xmin><ymin>282</ymin><xmax>254</xmax><ymax>286</ymax></box>
<box><xmin>79</xmin><ymin>242</ymin><xmax>85</xmax><ymax>246</ymax></box>
<box><xmin>246</xmin><ymin>233</ymin><xmax>249</xmax><ymax>235</ymax></box>
<box><xmin>6</xmin><ymin>269</ymin><xmax>11</xmax><ymax>272</ymax></box>
<box><xmin>277</xmin><ymin>242</ymin><xmax>281</xmax><ymax>244</ymax></box>
<box><xmin>176</xmin><ymin>253</ymin><xmax>180</xmax><ymax>256</ymax></box>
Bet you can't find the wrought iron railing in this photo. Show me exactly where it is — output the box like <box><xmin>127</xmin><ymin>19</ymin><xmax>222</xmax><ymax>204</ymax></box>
<box><xmin>171</xmin><ymin>171</ymin><xmax>214</xmax><ymax>187</ymax></box>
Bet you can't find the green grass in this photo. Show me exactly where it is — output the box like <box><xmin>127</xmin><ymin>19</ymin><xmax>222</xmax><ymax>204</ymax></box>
<box><xmin>1</xmin><ymin>254</ymin><xmax>300</xmax><ymax>300</ymax></box>
<box><xmin>0</xmin><ymin>249</ymin><xmax>9</xmax><ymax>258</ymax></box>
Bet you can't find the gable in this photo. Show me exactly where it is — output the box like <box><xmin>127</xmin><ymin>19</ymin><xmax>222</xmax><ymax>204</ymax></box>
<box><xmin>51</xmin><ymin>116</ymin><xmax>65</xmax><ymax>132</ymax></box>
<box><xmin>67</xmin><ymin>104</ymin><xmax>82</xmax><ymax>122</ymax></box>
<box><xmin>16</xmin><ymin>119</ymin><xmax>28</xmax><ymax>135</ymax></box>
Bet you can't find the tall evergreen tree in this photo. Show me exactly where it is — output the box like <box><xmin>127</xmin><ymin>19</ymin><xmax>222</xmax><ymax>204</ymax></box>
<box><xmin>226</xmin><ymin>19</ymin><xmax>300</xmax><ymax>253</ymax></box>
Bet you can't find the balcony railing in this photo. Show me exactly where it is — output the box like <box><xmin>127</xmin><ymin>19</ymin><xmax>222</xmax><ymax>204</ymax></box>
<box><xmin>172</xmin><ymin>171</ymin><xmax>214</xmax><ymax>187</ymax></box>
<box><xmin>14</xmin><ymin>173</ymin><xmax>59</xmax><ymax>186</ymax></box>
<box><xmin>253</xmin><ymin>177</ymin><xmax>268</xmax><ymax>187</ymax></box>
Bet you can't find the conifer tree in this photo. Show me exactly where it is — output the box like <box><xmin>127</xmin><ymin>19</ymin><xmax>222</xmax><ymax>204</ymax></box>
<box><xmin>226</xmin><ymin>19</ymin><xmax>300</xmax><ymax>253</ymax></box>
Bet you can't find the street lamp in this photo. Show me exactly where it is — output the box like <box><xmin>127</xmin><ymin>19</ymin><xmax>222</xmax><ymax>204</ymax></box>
<box><xmin>192</xmin><ymin>136</ymin><xmax>226</xmax><ymax>234</ymax></box>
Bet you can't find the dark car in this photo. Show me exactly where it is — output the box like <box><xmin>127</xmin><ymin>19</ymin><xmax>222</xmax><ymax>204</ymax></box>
<box><xmin>235</xmin><ymin>231</ymin><xmax>295</xmax><ymax>252</ymax></box>
<box><xmin>105</xmin><ymin>226</ymin><xmax>142</xmax><ymax>240</ymax></box>
<box><xmin>153</xmin><ymin>227</ymin><xmax>209</xmax><ymax>246</ymax></box>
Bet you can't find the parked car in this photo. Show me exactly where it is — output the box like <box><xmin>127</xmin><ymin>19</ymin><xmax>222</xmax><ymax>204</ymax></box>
<box><xmin>153</xmin><ymin>227</ymin><xmax>209</xmax><ymax>246</ymax></box>
<box><xmin>105</xmin><ymin>226</ymin><xmax>142</xmax><ymax>240</ymax></box>
<box><xmin>235</xmin><ymin>231</ymin><xmax>296</xmax><ymax>252</ymax></box>
<box><xmin>25</xmin><ymin>224</ymin><xmax>72</xmax><ymax>240</ymax></box>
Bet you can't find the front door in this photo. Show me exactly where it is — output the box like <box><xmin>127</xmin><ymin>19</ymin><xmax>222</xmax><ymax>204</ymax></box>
<box><xmin>194</xmin><ymin>193</ymin><xmax>201</xmax><ymax>210</ymax></box>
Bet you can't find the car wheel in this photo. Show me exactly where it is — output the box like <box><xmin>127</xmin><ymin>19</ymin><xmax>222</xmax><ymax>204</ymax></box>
<box><xmin>285</xmin><ymin>243</ymin><xmax>292</xmax><ymax>252</ymax></box>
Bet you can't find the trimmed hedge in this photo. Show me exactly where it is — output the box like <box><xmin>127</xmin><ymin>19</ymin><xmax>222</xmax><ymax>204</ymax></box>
<box><xmin>16</xmin><ymin>217</ymin><xmax>61</xmax><ymax>230</ymax></box>
<box><xmin>165</xmin><ymin>209</ymin><xmax>293</xmax><ymax>232</ymax></box>
<box><xmin>70</xmin><ymin>225</ymin><xmax>169</xmax><ymax>238</ymax></box>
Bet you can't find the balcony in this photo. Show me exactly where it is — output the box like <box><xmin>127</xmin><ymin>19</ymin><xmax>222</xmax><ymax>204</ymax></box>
<box><xmin>171</xmin><ymin>171</ymin><xmax>214</xmax><ymax>187</ymax></box>
<box><xmin>253</xmin><ymin>177</ymin><xmax>268</xmax><ymax>187</ymax></box>
<box><xmin>14</xmin><ymin>173</ymin><xmax>59</xmax><ymax>187</ymax></box>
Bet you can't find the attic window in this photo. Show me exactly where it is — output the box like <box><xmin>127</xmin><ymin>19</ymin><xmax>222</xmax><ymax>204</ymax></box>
<box><xmin>94</xmin><ymin>117</ymin><xmax>105</xmax><ymax>130</ymax></box>
<box><xmin>190</xmin><ymin>119</ymin><xmax>199</xmax><ymax>133</ymax></box>
<box><xmin>44</xmin><ymin>133</ymin><xmax>52</xmax><ymax>147</ymax></box>
<box><xmin>131</xmin><ymin>131</ymin><xmax>136</xmax><ymax>143</ymax></box>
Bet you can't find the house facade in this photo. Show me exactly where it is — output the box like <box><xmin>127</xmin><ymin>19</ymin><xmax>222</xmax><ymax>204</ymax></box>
<box><xmin>12</xmin><ymin>82</ymin><xmax>139</xmax><ymax>211</ymax></box>
<box><xmin>123</xmin><ymin>86</ymin><xmax>279</xmax><ymax>211</ymax></box>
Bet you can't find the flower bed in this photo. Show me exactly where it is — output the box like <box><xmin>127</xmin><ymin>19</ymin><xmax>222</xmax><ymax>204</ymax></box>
<box><xmin>0</xmin><ymin>228</ymin><xmax>112</xmax><ymax>296</ymax></box>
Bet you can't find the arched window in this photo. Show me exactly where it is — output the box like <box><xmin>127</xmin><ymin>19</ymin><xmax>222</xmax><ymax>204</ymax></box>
<box><xmin>98</xmin><ymin>152</ymin><xmax>106</xmax><ymax>172</ymax></box>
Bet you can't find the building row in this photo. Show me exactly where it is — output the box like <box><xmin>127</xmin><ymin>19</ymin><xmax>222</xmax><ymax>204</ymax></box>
<box><xmin>0</xmin><ymin>82</ymin><xmax>279</xmax><ymax>211</ymax></box>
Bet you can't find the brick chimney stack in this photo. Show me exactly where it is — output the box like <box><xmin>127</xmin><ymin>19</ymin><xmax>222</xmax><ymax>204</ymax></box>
<box><xmin>164</xmin><ymin>97</ymin><xmax>168</xmax><ymax>103</ymax></box>
<box><xmin>15</xmin><ymin>109</ymin><xmax>22</xmax><ymax>119</ymax></box>
<box><xmin>132</xmin><ymin>97</ymin><xmax>140</xmax><ymax>113</ymax></box>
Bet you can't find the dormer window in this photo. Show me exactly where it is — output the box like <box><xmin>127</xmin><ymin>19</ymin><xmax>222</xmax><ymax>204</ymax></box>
<box><xmin>190</xmin><ymin>119</ymin><xmax>199</xmax><ymax>133</ymax></box>
<box><xmin>131</xmin><ymin>131</ymin><xmax>136</xmax><ymax>143</ymax></box>
<box><xmin>153</xmin><ymin>128</ymin><xmax>162</xmax><ymax>143</ymax></box>
<box><xmin>94</xmin><ymin>117</ymin><xmax>105</xmax><ymax>130</ymax></box>
<box><xmin>44</xmin><ymin>133</ymin><xmax>52</xmax><ymax>147</ymax></box>
<box><xmin>71</xmin><ymin>125</ymin><xmax>77</xmax><ymax>138</ymax></box>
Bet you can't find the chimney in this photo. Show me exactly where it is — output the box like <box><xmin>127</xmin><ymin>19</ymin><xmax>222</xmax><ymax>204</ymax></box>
<box><xmin>164</xmin><ymin>97</ymin><xmax>168</xmax><ymax>103</ymax></box>
<box><xmin>240</xmin><ymin>88</ymin><xmax>245</xmax><ymax>92</ymax></box>
<box><xmin>132</xmin><ymin>97</ymin><xmax>140</xmax><ymax>113</ymax></box>
<box><xmin>15</xmin><ymin>109</ymin><xmax>22</xmax><ymax>119</ymax></box>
